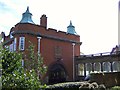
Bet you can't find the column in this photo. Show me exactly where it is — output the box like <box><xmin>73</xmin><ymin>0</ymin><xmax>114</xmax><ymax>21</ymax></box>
<box><xmin>37</xmin><ymin>37</ymin><xmax>41</xmax><ymax>54</ymax></box>
<box><xmin>100</xmin><ymin>62</ymin><xmax>103</xmax><ymax>72</ymax></box>
<box><xmin>110</xmin><ymin>62</ymin><xmax>113</xmax><ymax>72</ymax></box>
<box><xmin>84</xmin><ymin>63</ymin><xmax>86</xmax><ymax>77</ymax></box>
<box><xmin>75</xmin><ymin>64</ymin><xmax>78</xmax><ymax>80</ymax></box>
<box><xmin>92</xmin><ymin>63</ymin><xmax>94</xmax><ymax>72</ymax></box>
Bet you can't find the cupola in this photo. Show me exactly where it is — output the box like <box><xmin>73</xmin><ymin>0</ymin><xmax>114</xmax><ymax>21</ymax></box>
<box><xmin>19</xmin><ymin>7</ymin><xmax>34</xmax><ymax>24</ymax></box>
<box><xmin>67</xmin><ymin>21</ymin><xmax>77</xmax><ymax>35</ymax></box>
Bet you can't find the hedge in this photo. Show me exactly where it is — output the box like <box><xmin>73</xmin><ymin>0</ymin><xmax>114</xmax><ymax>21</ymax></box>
<box><xmin>40</xmin><ymin>81</ymin><xmax>106</xmax><ymax>90</ymax></box>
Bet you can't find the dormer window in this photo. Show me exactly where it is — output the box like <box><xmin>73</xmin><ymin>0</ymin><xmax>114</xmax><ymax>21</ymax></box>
<box><xmin>19</xmin><ymin>37</ymin><xmax>25</xmax><ymax>51</ymax></box>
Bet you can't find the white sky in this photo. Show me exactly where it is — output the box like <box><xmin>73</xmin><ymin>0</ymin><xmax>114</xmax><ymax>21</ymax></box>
<box><xmin>0</xmin><ymin>0</ymin><xmax>118</xmax><ymax>54</ymax></box>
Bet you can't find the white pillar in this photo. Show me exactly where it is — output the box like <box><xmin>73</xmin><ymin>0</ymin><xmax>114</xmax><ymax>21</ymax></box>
<box><xmin>37</xmin><ymin>37</ymin><xmax>41</xmax><ymax>54</ymax></box>
<box><xmin>72</xmin><ymin>43</ymin><xmax>75</xmax><ymax>81</ymax></box>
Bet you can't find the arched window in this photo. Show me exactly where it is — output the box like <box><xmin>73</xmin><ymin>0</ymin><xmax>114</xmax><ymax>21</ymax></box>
<box><xmin>86</xmin><ymin>63</ymin><xmax>92</xmax><ymax>75</ymax></box>
<box><xmin>78</xmin><ymin>64</ymin><xmax>84</xmax><ymax>76</ymax></box>
<box><xmin>94</xmin><ymin>62</ymin><xmax>101</xmax><ymax>72</ymax></box>
<box><xmin>103</xmin><ymin>62</ymin><xmax>111</xmax><ymax>72</ymax></box>
<box><xmin>113</xmin><ymin>61</ymin><xmax>120</xmax><ymax>72</ymax></box>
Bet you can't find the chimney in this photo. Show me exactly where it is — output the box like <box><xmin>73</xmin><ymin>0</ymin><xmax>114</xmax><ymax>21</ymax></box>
<box><xmin>40</xmin><ymin>14</ymin><xmax>47</xmax><ymax>28</ymax></box>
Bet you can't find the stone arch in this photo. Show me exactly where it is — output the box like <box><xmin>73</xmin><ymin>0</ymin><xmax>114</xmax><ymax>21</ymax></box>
<box><xmin>94</xmin><ymin>62</ymin><xmax>101</xmax><ymax>72</ymax></box>
<box><xmin>112</xmin><ymin>61</ymin><xmax>120</xmax><ymax>72</ymax></box>
<box><xmin>48</xmin><ymin>62</ymin><xmax>67</xmax><ymax>84</ymax></box>
<box><xmin>86</xmin><ymin>63</ymin><xmax>92</xmax><ymax>75</ymax></box>
<box><xmin>78</xmin><ymin>63</ymin><xmax>84</xmax><ymax>76</ymax></box>
<box><xmin>103</xmin><ymin>62</ymin><xmax>111</xmax><ymax>72</ymax></box>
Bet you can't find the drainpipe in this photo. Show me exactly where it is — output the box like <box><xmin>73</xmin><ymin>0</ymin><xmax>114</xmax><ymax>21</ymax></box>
<box><xmin>37</xmin><ymin>37</ymin><xmax>41</xmax><ymax>54</ymax></box>
<box><xmin>72</xmin><ymin>43</ymin><xmax>75</xmax><ymax>81</ymax></box>
<box><xmin>37</xmin><ymin>37</ymin><xmax>41</xmax><ymax>78</ymax></box>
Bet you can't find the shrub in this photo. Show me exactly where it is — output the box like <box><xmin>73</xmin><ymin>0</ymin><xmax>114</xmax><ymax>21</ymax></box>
<box><xmin>110</xmin><ymin>86</ymin><xmax>120</xmax><ymax>90</ymax></box>
<box><xmin>42</xmin><ymin>82</ymin><xmax>106</xmax><ymax>90</ymax></box>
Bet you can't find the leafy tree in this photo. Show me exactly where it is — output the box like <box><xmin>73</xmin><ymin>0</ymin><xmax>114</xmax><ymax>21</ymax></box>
<box><xmin>0</xmin><ymin>35</ymin><xmax>2</xmax><ymax>90</ymax></box>
<box><xmin>1</xmin><ymin>41</ymin><xmax>47</xmax><ymax>89</ymax></box>
<box><xmin>24</xmin><ymin>41</ymin><xmax>47</xmax><ymax>80</ymax></box>
<box><xmin>1</xmin><ymin>49</ymin><xmax>42</xmax><ymax>89</ymax></box>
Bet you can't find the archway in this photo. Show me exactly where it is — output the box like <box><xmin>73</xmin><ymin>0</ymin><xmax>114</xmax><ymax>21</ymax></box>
<box><xmin>48</xmin><ymin>63</ymin><xmax>67</xmax><ymax>84</ymax></box>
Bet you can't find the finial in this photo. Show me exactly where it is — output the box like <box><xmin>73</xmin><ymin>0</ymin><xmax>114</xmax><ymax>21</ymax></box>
<box><xmin>26</xmin><ymin>6</ymin><xmax>30</xmax><ymax>13</ymax></box>
<box><xmin>27</xmin><ymin>6</ymin><xmax>29</xmax><ymax>10</ymax></box>
<box><xmin>70</xmin><ymin>20</ymin><xmax>72</xmax><ymax>25</ymax></box>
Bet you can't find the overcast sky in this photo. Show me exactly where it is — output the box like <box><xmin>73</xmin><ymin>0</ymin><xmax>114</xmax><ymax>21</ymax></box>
<box><xmin>0</xmin><ymin>0</ymin><xmax>118</xmax><ymax>54</ymax></box>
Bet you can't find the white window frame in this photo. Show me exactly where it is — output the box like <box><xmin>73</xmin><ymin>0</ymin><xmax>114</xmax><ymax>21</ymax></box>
<box><xmin>10</xmin><ymin>31</ymin><xmax>14</xmax><ymax>38</ymax></box>
<box><xmin>9</xmin><ymin>43</ymin><xmax>13</xmax><ymax>52</ymax></box>
<box><xmin>78</xmin><ymin>63</ymin><xmax>84</xmax><ymax>76</ymax></box>
<box><xmin>14</xmin><ymin>38</ymin><xmax>17</xmax><ymax>51</ymax></box>
<box><xmin>22</xmin><ymin>59</ymin><xmax>24</xmax><ymax>67</ymax></box>
<box><xmin>19</xmin><ymin>37</ymin><xmax>25</xmax><ymax>51</ymax></box>
<box><xmin>103</xmin><ymin>62</ymin><xmax>111</xmax><ymax>72</ymax></box>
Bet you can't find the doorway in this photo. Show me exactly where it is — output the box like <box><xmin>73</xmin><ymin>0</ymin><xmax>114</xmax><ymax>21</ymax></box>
<box><xmin>49</xmin><ymin>64</ymin><xmax>67</xmax><ymax>84</ymax></box>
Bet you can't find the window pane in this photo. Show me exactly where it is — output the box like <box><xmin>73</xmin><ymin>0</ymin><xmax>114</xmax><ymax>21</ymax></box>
<box><xmin>94</xmin><ymin>62</ymin><xmax>101</xmax><ymax>72</ymax></box>
<box><xmin>14</xmin><ymin>38</ymin><xmax>17</xmax><ymax>51</ymax></box>
<box><xmin>103</xmin><ymin>62</ymin><xmax>111</xmax><ymax>72</ymax></box>
<box><xmin>113</xmin><ymin>61</ymin><xmax>120</xmax><ymax>72</ymax></box>
<box><xmin>78</xmin><ymin>64</ymin><xmax>84</xmax><ymax>76</ymax></box>
<box><xmin>19</xmin><ymin>37</ymin><xmax>25</xmax><ymax>50</ymax></box>
<box><xmin>9</xmin><ymin>44</ymin><xmax>13</xmax><ymax>52</ymax></box>
<box><xmin>86</xmin><ymin>63</ymin><xmax>92</xmax><ymax>75</ymax></box>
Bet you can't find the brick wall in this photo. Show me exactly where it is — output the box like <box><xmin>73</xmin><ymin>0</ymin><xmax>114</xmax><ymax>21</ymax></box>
<box><xmin>4</xmin><ymin>22</ymin><xmax>81</xmax><ymax>82</ymax></box>
<box><xmin>90</xmin><ymin>72</ymin><xmax>120</xmax><ymax>88</ymax></box>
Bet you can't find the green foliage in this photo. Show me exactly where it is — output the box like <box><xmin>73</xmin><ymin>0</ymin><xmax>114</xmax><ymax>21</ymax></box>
<box><xmin>110</xmin><ymin>86</ymin><xmax>120</xmax><ymax>90</ymax></box>
<box><xmin>0</xmin><ymin>35</ymin><xmax>2</xmax><ymax>90</ymax></box>
<box><xmin>2</xmin><ymin>49</ymin><xmax>22</xmax><ymax>75</ymax></box>
<box><xmin>25</xmin><ymin>41</ymin><xmax>47</xmax><ymax>79</ymax></box>
<box><xmin>1</xmin><ymin>41</ymin><xmax>47</xmax><ymax>89</ymax></box>
<box><xmin>1</xmin><ymin>48</ymin><xmax>41</xmax><ymax>89</ymax></box>
<box><xmin>44</xmin><ymin>82</ymin><xmax>106</xmax><ymax>90</ymax></box>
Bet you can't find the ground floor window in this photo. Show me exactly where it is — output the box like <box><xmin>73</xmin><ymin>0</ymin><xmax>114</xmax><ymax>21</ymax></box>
<box><xmin>86</xmin><ymin>63</ymin><xmax>92</xmax><ymax>75</ymax></box>
<box><xmin>103</xmin><ymin>62</ymin><xmax>111</xmax><ymax>72</ymax></box>
<box><xmin>78</xmin><ymin>64</ymin><xmax>84</xmax><ymax>76</ymax></box>
<box><xmin>113</xmin><ymin>61</ymin><xmax>120</xmax><ymax>72</ymax></box>
<box><xmin>94</xmin><ymin>62</ymin><xmax>101</xmax><ymax>73</ymax></box>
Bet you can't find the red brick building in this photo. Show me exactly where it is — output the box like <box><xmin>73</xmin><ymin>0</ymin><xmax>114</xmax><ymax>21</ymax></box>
<box><xmin>1</xmin><ymin>7</ymin><xmax>82</xmax><ymax>83</ymax></box>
